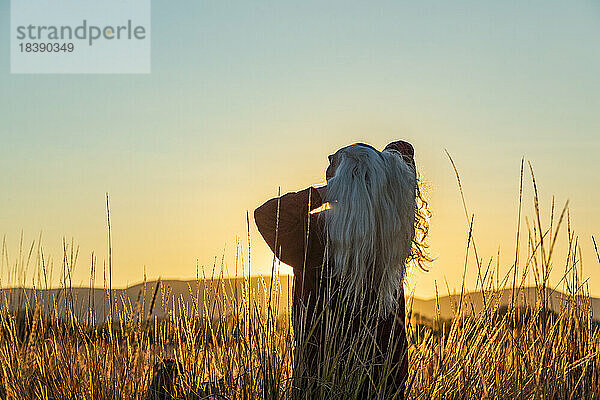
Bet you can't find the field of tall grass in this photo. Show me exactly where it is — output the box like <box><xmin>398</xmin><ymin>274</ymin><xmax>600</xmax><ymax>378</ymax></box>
<box><xmin>0</xmin><ymin>162</ymin><xmax>598</xmax><ymax>399</ymax></box>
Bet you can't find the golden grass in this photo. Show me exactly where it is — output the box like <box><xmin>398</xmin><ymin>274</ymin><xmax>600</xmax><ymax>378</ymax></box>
<box><xmin>0</xmin><ymin>163</ymin><xmax>598</xmax><ymax>399</ymax></box>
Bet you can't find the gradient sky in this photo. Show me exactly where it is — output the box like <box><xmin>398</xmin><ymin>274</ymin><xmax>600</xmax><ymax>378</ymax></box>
<box><xmin>1</xmin><ymin>1</ymin><xmax>599</xmax><ymax>298</ymax></box>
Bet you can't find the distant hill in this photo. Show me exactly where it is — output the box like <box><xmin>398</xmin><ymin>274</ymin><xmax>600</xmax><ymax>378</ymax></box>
<box><xmin>0</xmin><ymin>276</ymin><xmax>293</xmax><ymax>324</ymax></box>
<box><xmin>408</xmin><ymin>286</ymin><xmax>600</xmax><ymax>322</ymax></box>
<box><xmin>1</xmin><ymin>277</ymin><xmax>598</xmax><ymax>323</ymax></box>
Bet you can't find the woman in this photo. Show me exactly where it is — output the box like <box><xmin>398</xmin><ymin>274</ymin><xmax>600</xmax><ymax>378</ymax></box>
<box><xmin>254</xmin><ymin>141</ymin><xmax>429</xmax><ymax>399</ymax></box>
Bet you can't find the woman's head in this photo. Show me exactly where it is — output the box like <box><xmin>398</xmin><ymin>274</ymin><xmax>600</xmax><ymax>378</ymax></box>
<box><xmin>326</xmin><ymin>141</ymin><xmax>414</xmax><ymax>180</ymax></box>
<box><xmin>323</xmin><ymin>142</ymin><xmax>427</xmax><ymax>317</ymax></box>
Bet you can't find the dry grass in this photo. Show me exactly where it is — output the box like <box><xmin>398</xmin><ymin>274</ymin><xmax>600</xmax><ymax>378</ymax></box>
<box><xmin>0</xmin><ymin>163</ymin><xmax>598</xmax><ymax>399</ymax></box>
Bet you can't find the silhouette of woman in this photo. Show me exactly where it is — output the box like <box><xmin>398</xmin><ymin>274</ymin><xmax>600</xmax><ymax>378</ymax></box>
<box><xmin>255</xmin><ymin>141</ymin><xmax>427</xmax><ymax>399</ymax></box>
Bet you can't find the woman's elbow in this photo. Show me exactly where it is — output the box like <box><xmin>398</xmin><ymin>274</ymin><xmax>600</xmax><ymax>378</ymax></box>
<box><xmin>254</xmin><ymin>205</ymin><xmax>275</xmax><ymax>244</ymax></box>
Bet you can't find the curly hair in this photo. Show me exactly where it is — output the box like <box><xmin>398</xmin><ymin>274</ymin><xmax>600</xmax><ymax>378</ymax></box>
<box><xmin>408</xmin><ymin>179</ymin><xmax>433</xmax><ymax>272</ymax></box>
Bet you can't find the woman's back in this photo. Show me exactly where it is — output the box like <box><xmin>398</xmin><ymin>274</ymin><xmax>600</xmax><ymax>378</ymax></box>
<box><xmin>255</xmin><ymin>186</ymin><xmax>408</xmax><ymax>399</ymax></box>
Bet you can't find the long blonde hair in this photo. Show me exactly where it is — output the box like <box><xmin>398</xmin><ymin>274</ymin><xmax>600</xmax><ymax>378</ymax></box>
<box><xmin>324</xmin><ymin>143</ymin><xmax>428</xmax><ymax>317</ymax></box>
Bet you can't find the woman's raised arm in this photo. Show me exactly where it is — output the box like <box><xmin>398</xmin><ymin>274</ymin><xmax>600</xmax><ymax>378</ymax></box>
<box><xmin>254</xmin><ymin>187</ymin><xmax>323</xmax><ymax>269</ymax></box>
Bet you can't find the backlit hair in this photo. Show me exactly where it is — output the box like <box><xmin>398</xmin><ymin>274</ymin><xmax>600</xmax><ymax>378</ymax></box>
<box><xmin>324</xmin><ymin>143</ymin><xmax>424</xmax><ymax>318</ymax></box>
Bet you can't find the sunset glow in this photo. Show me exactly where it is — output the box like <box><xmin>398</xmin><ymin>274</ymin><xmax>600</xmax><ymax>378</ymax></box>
<box><xmin>310</xmin><ymin>202</ymin><xmax>332</xmax><ymax>215</ymax></box>
<box><xmin>0</xmin><ymin>1</ymin><xmax>598</xmax><ymax>300</ymax></box>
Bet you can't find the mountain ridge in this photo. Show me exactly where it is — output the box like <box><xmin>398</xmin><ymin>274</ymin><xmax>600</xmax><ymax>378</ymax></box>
<box><xmin>2</xmin><ymin>277</ymin><xmax>598</xmax><ymax>322</ymax></box>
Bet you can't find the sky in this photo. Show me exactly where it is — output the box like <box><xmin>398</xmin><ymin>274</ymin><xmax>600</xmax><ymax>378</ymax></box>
<box><xmin>0</xmin><ymin>1</ymin><xmax>599</xmax><ymax>299</ymax></box>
